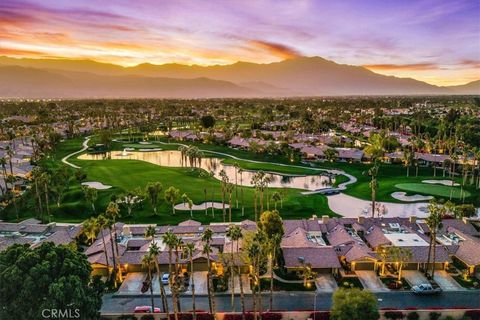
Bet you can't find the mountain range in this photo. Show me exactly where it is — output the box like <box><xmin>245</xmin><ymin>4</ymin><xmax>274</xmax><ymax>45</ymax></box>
<box><xmin>0</xmin><ymin>56</ymin><xmax>478</xmax><ymax>98</ymax></box>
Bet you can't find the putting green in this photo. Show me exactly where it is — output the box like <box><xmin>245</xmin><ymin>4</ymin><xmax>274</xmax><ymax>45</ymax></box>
<box><xmin>394</xmin><ymin>183</ymin><xmax>470</xmax><ymax>199</ymax></box>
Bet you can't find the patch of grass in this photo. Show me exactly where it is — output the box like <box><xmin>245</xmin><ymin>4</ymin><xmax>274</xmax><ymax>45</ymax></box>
<box><xmin>395</xmin><ymin>183</ymin><xmax>470</xmax><ymax>199</ymax></box>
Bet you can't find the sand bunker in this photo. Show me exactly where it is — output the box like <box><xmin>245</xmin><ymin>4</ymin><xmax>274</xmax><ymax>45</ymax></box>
<box><xmin>81</xmin><ymin>181</ymin><xmax>112</xmax><ymax>190</ymax></box>
<box><xmin>174</xmin><ymin>202</ymin><xmax>230</xmax><ymax>211</ymax></box>
<box><xmin>391</xmin><ymin>192</ymin><xmax>433</xmax><ymax>202</ymax></box>
<box><xmin>422</xmin><ymin>179</ymin><xmax>460</xmax><ymax>186</ymax></box>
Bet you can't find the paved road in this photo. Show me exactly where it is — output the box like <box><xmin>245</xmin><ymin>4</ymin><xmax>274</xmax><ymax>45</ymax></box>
<box><xmin>101</xmin><ymin>291</ymin><xmax>480</xmax><ymax>314</ymax></box>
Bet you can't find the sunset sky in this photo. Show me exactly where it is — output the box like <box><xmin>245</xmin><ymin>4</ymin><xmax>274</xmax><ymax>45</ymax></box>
<box><xmin>0</xmin><ymin>0</ymin><xmax>479</xmax><ymax>86</ymax></box>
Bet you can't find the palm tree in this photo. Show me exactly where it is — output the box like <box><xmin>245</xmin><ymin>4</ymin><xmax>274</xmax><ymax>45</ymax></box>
<box><xmin>82</xmin><ymin>186</ymin><xmax>98</xmax><ymax>214</ymax></box>
<box><xmin>146</xmin><ymin>182</ymin><xmax>163</xmax><ymax>216</ymax></box>
<box><xmin>425</xmin><ymin>199</ymin><xmax>445</xmax><ymax>278</ymax></box>
<box><xmin>226</xmin><ymin>182</ymin><xmax>234</xmax><ymax>222</ymax></box>
<box><xmin>6</xmin><ymin>145</ymin><xmax>14</xmax><ymax>175</ymax></box>
<box><xmin>364</xmin><ymin>163</ymin><xmax>379</xmax><ymax>218</ymax></box>
<box><xmin>96</xmin><ymin>215</ymin><xmax>111</xmax><ymax>279</ymax></box>
<box><xmin>163</xmin><ymin>231</ymin><xmax>180</xmax><ymax>320</ymax></box>
<box><xmin>165</xmin><ymin>186</ymin><xmax>180</xmax><ymax>215</ymax></box>
<box><xmin>402</xmin><ymin>149</ymin><xmax>412</xmax><ymax>177</ymax></box>
<box><xmin>230</xmin><ymin>225</ymin><xmax>245</xmax><ymax>319</ymax></box>
<box><xmin>226</xmin><ymin>225</ymin><xmax>237</xmax><ymax>311</ymax></box>
<box><xmin>184</xmin><ymin>242</ymin><xmax>197</xmax><ymax>320</ymax></box>
<box><xmin>201</xmin><ymin>228</ymin><xmax>216</xmax><ymax>315</ymax></box>
<box><xmin>238</xmin><ymin>168</ymin><xmax>245</xmax><ymax>216</ymax></box>
<box><xmin>142</xmin><ymin>252</ymin><xmax>156</xmax><ymax>313</ymax></box>
<box><xmin>0</xmin><ymin>157</ymin><xmax>6</xmax><ymax>195</ymax></box>
<box><xmin>271</xmin><ymin>192</ymin><xmax>281</xmax><ymax>210</ymax></box>
<box><xmin>247</xmin><ymin>238</ymin><xmax>261</xmax><ymax>320</ymax></box>
<box><xmin>234</xmin><ymin>162</ymin><xmax>239</xmax><ymax>208</ymax></box>
<box><xmin>83</xmin><ymin>217</ymin><xmax>100</xmax><ymax>245</ymax></box>
<box><xmin>145</xmin><ymin>226</ymin><xmax>169</xmax><ymax>314</ymax></box>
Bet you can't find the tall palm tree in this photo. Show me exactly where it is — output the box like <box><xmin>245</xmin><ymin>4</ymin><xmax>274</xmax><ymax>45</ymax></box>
<box><xmin>163</xmin><ymin>231</ymin><xmax>179</xmax><ymax>320</ymax></box>
<box><xmin>425</xmin><ymin>199</ymin><xmax>445</xmax><ymax>278</ymax></box>
<box><xmin>184</xmin><ymin>242</ymin><xmax>197</xmax><ymax>320</ymax></box>
<box><xmin>83</xmin><ymin>217</ymin><xmax>100</xmax><ymax>245</ymax></box>
<box><xmin>238</xmin><ymin>168</ymin><xmax>245</xmax><ymax>216</ymax></box>
<box><xmin>145</xmin><ymin>226</ymin><xmax>169</xmax><ymax>314</ymax></box>
<box><xmin>247</xmin><ymin>239</ymin><xmax>261</xmax><ymax>320</ymax></box>
<box><xmin>201</xmin><ymin>228</ymin><xmax>216</xmax><ymax>315</ymax></box>
<box><xmin>226</xmin><ymin>225</ymin><xmax>237</xmax><ymax>311</ymax></box>
<box><xmin>364</xmin><ymin>163</ymin><xmax>379</xmax><ymax>218</ymax></box>
<box><xmin>234</xmin><ymin>162</ymin><xmax>239</xmax><ymax>208</ymax></box>
<box><xmin>96</xmin><ymin>215</ymin><xmax>111</xmax><ymax>279</ymax></box>
<box><xmin>230</xmin><ymin>225</ymin><xmax>245</xmax><ymax>319</ymax></box>
<box><xmin>142</xmin><ymin>252</ymin><xmax>156</xmax><ymax>313</ymax></box>
<box><xmin>402</xmin><ymin>149</ymin><xmax>412</xmax><ymax>177</ymax></box>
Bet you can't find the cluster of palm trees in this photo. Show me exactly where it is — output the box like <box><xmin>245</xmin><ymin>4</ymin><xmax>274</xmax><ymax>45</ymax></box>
<box><xmin>179</xmin><ymin>145</ymin><xmax>204</xmax><ymax>168</ymax></box>
<box><xmin>83</xmin><ymin>201</ymin><xmax>122</xmax><ymax>287</ymax></box>
<box><xmin>139</xmin><ymin>227</ymin><xmax>223</xmax><ymax>320</ymax></box>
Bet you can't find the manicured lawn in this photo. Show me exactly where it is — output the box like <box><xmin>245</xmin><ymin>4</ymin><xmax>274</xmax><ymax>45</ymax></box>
<box><xmin>2</xmin><ymin>138</ymin><xmax>336</xmax><ymax>223</ymax></box>
<box><xmin>395</xmin><ymin>183</ymin><xmax>470</xmax><ymax>199</ymax></box>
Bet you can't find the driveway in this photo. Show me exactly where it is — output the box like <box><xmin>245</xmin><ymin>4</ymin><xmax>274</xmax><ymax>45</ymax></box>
<box><xmin>403</xmin><ymin>270</ymin><xmax>429</xmax><ymax>286</ymax></box>
<box><xmin>356</xmin><ymin>271</ymin><xmax>388</xmax><ymax>292</ymax></box>
<box><xmin>434</xmin><ymin>271</ymin><xmax>463</xmax><ymax>291</ymax></box>
<box><xmin>118</xmin><ymin>272</ymin><xmax>146</xmax><ymax>294</ymax></box>
<box><xmin>228</xmin><ymin>273</ymin><xmax>252</xmax><ymax>294</ymax></box>
<box><xmin>151</xmin><ymin>274</ymin><xmax>172</xmax><ymax>295</ymax></box>
<box><xmin>185</xmin><ymin>271</ymin><xmax>208</xmax><ymax>295</ymax></box>
<box><xmin>316</xmin><ymin>274</ymin><xmax>338</xmax><ymax>292</ymax></box>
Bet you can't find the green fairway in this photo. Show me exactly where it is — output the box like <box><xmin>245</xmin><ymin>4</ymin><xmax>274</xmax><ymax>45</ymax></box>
<box><xmin>395</xmin><ymin>183</ymin><xmax>470</xmax><ymax>199</ymax></box>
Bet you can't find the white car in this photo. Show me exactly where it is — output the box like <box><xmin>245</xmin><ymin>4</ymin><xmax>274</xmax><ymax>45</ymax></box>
<box><xmin>161</xmin><ymin>273</ymin><xmax>170</xmax><ymax>285</ymax></box>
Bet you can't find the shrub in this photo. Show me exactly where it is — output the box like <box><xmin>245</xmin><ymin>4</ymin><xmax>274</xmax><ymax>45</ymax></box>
<box><xmin>169</xmin><ymin>313</ymin><xmax>214</xmax><ymax>320</ymax></box>
<box><xmin>223</xmin><ymin>313</ymin><xmax>255</xmax><ymax>320</ymax></box>
<box><xmin>406</xmin><ymin>312</ymin><xmax>419</xmax><ymax>320</ymax></box>
<box><xmin>308</xmin><ymin>312</ymin><xmax>330</xmax><ymax>320</ymax></box>
<box><xmin>118</xmin><ymin>316</ymin><xmax>136</xmax><ymax>320</ymax></box>
<box><xmin>384</xmin><ymin>311</ymin><xmax>404</xmax><ymax>319</ymax></box>
<box><xmin>465</xmin><ymin>310</ymin><xmax>480</xmax><ymax>320</ymax></box>
<box><xmin>261</xmin><ymin>312</ymin><xmax>282</xmax><ymax>320</ymax></box>
<box><xmin>428</xmin><ymin>312</ymin><xmax>441</xmax><ymax>320</ymax></box>
<box><xmin>140</xmin><ymin>315</ymin><xmax>155</xmax><ymax>320</ymax></box>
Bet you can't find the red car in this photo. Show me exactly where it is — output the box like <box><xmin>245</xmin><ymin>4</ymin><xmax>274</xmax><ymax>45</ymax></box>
<box><xmin>134</xmin><ymin>306</ymin><xmax>161</xmax><ymax>313</ymax></box>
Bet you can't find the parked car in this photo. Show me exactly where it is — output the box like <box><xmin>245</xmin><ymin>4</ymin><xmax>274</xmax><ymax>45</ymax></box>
<box><xmin>134</xmin><ymin>306</ymin><xmax>161</xmax><ymax>313</ymax></box>
<box><xmin>161</xmin><ymin>273</ymin><xmax>170</xmax><ymax>285</ymax></box>
<box><xmin>411</xmin><ymin>283</ymin><xmax>442</xmax><ymax>295</ymax></box>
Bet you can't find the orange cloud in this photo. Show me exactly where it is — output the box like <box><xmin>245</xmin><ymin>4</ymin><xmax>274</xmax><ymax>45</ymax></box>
<box><xmin>0</xmin><ymin>47</ymin><xmax>45</xmax><ymax>56</ymax></box>
<box><xmin>363</xmin><ymin>63</ymin><xmax>439</xmax><ymax>71</ymax></box>
<box><xmin>249</xmin><ymin>40</ymin><xmax>302</xmax><ymax>59</ymax></box>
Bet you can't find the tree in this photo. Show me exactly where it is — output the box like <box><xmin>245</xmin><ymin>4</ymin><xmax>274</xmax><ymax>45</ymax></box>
<box><xmin>258</xmin><ymin>210</ymin><xmax>284</xmax><ymax>311</ymax></box>
<box><xmin>200</xmin><ymin>115</ymin><xmax>216</xmax><ymax>129</ymax></box>
<box><xmin>324</xmin><ymin>148</ymin><xmax>339</xmax><ymax>162</ymax></box>
<box><xmin>386</xmin><ymin>246</ymin><xmax>412</xmax><ymax>281</ymax></box>
<box><xmin>145</xmin><ymin>227</ymin><xmax>169</xmax><ymax>315</ymax></box>
<box><xmin>146</xmin><ymin>182</ymin><xmax>163</xmax><ymax>215</ymax></box>
<box><xmin>271</xmin><ymin>192</ymin><xmax>281</xmax><ymax>210</ymax></box>
<box><xmin>364</xmin><ymin>133</ymin><xmax>385</xmax><ymax>161</ymax></box>
<box><xmin>165</xmin><ymin>186</ymin><xmax>180</xmax><ymax>215</ymax></box>
<box><xmin>82</xmin><ymin>186</ymin><xmax>98</xmax><ymax>214</ymax></box>
<box><xmin>184</xmin><ymin>242</ymin><xmax>197</xmax><ymax>320</ymax></box>
<box><xmin>425</xmin><ymin>199</ymin><xmax>445</xmax><ymax>278</ymax></box>
<box><xmin>402</xmin><ymin>149</ymin><xmax>413</xmax><ymax>177</ymax></box>
<box><xmin>363</xmin><ymin>163</ymin><xmax>379</xmax><ymax>218</ymax></box>
<box><xmin>0</xmin><ymin>242</ymin><xmax>103</xmax><ymax>320</ymax></box>
<box><xmin>142</xmin><ymin>252</ymin><xmax>156</xmax><ymax>313</ymax></box>
<box><xmin>331</xmin><ymin>288</ymin><xmax>380</xmax><ymax>320</ymax></box>
<box><xmin>163</xmin><ymin>231</ymin><xmax>180</xmax><ymax>320</ymax></box>
<box><xmin>201</xmin><ymin>228</ymin><xmax>216</xmax><ymax>315</ymax></box>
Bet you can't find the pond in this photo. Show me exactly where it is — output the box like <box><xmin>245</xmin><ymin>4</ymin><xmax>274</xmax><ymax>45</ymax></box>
<box><xmin>78</xmin><ymin>150</ymin><xmax>335</xmax><ymax>191</ymax></box>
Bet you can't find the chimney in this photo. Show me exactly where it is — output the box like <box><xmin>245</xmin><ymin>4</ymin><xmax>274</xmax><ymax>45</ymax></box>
<box><xmin>122</xmin><ymin>225</ymin><xmax>132</xmax><ymax>237</ymax></box>
<box><xmin>311</xmin><ymin>214</ymin><xmax>318</xmax><ymax>220</ymax></box>
<box><xmin>409</xmin><ymin>216</ymin><xmax>417</xmax><ymax>224</ymax></box>
<box><xmin>462</xmin><ymin>217</ymin><xmax>469</xmax><ymax>225</ymax></box>
<box><xmin>322</xmin><ymin>215</ymin><xmax>329</xmax><ymax>224</ymax></box>
<box><xmin>357</xmin><ymin>216</ymin><xmax>365</xmax><ymax>224</ymax></box>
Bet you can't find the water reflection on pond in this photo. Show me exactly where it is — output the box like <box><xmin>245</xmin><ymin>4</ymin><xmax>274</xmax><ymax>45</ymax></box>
<box><xmin>78</xmin><ymin>150</ymin><xmax>334</xmax><ymax>191</ymax></box>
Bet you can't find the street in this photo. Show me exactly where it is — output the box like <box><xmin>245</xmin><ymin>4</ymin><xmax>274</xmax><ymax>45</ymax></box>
<box><xmin>101</xmin><ymin>291</ymin><xmax>480</xmax><ymax>314</ymax></box>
